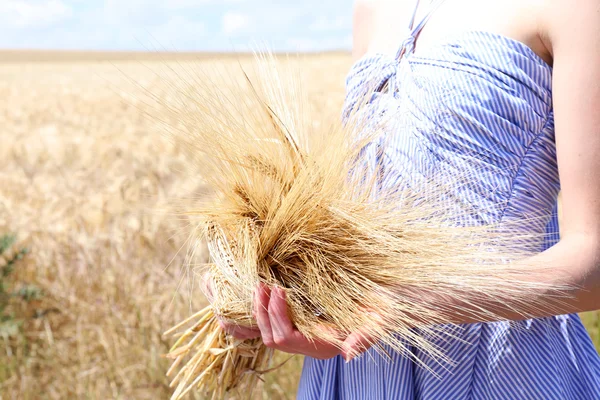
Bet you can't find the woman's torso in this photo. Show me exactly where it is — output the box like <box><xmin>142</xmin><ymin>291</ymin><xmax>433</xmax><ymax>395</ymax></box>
<box><xmin>347</xmin><ymin>0</ymin><xmax>559</xmax><ymax>238</ymax></box>
<box><xmin>297</xmin><ymin>2</ymin><xmax>600</xmax><ymax>399</ymax></box>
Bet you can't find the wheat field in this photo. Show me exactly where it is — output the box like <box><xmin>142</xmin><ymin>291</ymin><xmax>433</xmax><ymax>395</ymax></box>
<box><xmin>0</xmin><ymin>51</ymin><xmax>598</xmax><ymax>400</ymax></box>
<box><xmin>0</xmin><ymin>51</ymin><xmax>350</xmax><ymax>400</ymax></box>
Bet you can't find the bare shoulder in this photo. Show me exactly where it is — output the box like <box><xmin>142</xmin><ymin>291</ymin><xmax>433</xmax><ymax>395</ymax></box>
<box><xmin>352</xmin><ymin>0</ymin><xmax>415</xmax><ymax>60</ymax></box>
<box><xmin>351</xmin><ymin>0</ymin><xmax>377</xmax><ymax>60</ymax></box>
<box><xmin>540</xmin><ymin>0</ymin><xmax>600</xmax><ymax>57</ymax></box>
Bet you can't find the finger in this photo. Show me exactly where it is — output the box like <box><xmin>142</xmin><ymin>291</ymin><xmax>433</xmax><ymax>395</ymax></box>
<box><xmin>200</xmin><ymin>272</ymin><xmax>214</xmax><ymax>302</ymax></box>
<box><xmin>218</xmin><ymin>320</ymin><xmax>261</xmax><ymax>340</ymax></box>
<box><xmin>341</xmin><ymin>329</ymin><xmax>376</xmax><ymax>363</ymax></box>
<box><xmin>268</xmin><ymin>286</ymin><xmax>297</xmax><ymax>346</ymax></box>
<box><xmin>229</xmin><ymin>326</ymin><xmax>261</xmax><ymax>340</ymax></box>
<box><xmin>254</xmin><ymin>283</ymin><xmax>274</xmax><ymax>347</ymax></box>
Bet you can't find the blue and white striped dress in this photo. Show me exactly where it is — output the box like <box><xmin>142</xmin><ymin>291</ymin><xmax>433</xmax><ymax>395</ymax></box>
<box><xmin>297</xmin><ymin>1</ymin><xmax>600</xmax><ymax>398</ymax></box>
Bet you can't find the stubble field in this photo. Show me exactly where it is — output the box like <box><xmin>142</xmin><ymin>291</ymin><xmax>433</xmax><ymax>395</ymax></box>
<box><xmin>0</xmin><ymin>50</ymin><xmax>598</xmax><ymax>400</ymax></box>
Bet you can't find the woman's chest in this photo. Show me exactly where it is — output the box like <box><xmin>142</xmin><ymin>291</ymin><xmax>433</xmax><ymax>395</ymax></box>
<box><xmin>402</xmin><ymin>0</ymin><xmax>552</xmax><ymax>66</ymax></box>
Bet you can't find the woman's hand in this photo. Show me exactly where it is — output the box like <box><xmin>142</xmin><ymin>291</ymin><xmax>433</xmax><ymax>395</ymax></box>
<box><xmin>201</xmin><ymin>272</ymin><xmax>261</xmax><ymax>340</ymax></box>
<box><xmin>253</xmin><ymin>283</ymin><xmax>375</xmax><ymax>361</ymax></box>
<box><xmin>202</xmin><ymin>272</ymin><xmax>375</xmax><ymax>359</ymax></box>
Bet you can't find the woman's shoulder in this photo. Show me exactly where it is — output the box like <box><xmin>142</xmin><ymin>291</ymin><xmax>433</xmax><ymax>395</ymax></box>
<box><xmin>352</xmin><ymin>0</ymin><xmax>415</xmax><ymax>60</ymax></box>
<box><xmin>538</xmin><ymin>0</ymin><xmax>600</xmax><ymax>60</ymax></box>
<box><xmin>352</xmin><ymin>0</ymin><xmax>599</xmax><ymax>66</ymax></box>
<box><xmin>352</xmin><ymin>0</ymin><xmax>561</xmax><ymax>66</ymax></box>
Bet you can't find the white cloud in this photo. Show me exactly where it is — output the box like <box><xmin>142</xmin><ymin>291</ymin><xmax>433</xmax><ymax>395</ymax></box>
<box><xmin>221</xmin><ymin>12</ymin><xmax>250</xmax><ymax>35</ymax></box>
<box><xmin>0</xmin><ymin>0</ymin><xmax>73</xmax><ymax>28</ymax></box>
<box><xmin>0</xmin><ymin>0</ymin><xmax>355</xmax><ymax>52</ymax></box>
<box><xmin>308</xmin><ymin>15</ymin><xmax>350</xmax><ymax>32</ymax></box>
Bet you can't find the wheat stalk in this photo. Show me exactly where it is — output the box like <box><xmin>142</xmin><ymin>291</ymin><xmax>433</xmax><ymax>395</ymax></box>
<box><xmin>161</xmin><ymin>52</ymin><xmax>566</xmax><ymax>399</ymax></box>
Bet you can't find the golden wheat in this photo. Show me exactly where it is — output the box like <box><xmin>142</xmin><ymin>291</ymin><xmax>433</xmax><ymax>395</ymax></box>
<box><xmin>156</xmin><ymin>52</ymin><xmax>570</xmax><ymax>399</ymax></box>
<box><xmin>2</xmin><ymin>51</ymin><xmax>350</xmax><ymax>399</ymax></box>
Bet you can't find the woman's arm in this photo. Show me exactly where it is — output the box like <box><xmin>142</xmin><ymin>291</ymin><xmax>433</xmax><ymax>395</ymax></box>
<box><xmin>509</xmin><ymin>0</ymin><xmax>600</xmax><ymax>317</ymax></box>
<box><xmin>397</xmin><ymin>0</ymin><xmax>600</xmax><ymax>326</ymax></box>
<box><xmin>405</xmin><ymin>0</ymin><xmax>600</xmax><ymax>324</ymax></box>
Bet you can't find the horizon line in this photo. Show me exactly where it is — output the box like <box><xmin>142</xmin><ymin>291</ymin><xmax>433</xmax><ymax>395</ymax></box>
<box><xmin>0</xmin><ymin>48</ymin><xmax>352</xmax><ymax>63</ymax></box>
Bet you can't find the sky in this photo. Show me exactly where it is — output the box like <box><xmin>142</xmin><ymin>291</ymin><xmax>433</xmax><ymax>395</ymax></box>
<box><xmin>0</xmin><ymin>0</ymin><xmax>354</xmax><ymax>52</ymax></box>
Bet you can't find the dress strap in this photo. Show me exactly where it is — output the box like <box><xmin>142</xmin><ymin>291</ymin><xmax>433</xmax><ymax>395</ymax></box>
<box><xmin>395</xmin><ymin>0</ymin><xmax>446</xmax><ymax>60</ymax></box>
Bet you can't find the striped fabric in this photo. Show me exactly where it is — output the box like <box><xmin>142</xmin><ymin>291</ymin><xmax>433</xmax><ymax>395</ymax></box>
<box><xmin>297</xmin><ymin>1</ymin><xmax>600</xmax><ymax>399</ymax></box>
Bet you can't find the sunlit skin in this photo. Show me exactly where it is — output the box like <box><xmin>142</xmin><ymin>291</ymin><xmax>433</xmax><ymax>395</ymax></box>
<box><xmin>216</xmin><ymin>0</ymin><xmax>600</xmax><ymax>361</ymax></box>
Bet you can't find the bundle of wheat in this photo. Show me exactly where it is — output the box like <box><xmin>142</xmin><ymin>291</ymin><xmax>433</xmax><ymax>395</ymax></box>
<box><xmin>164</xmin><ymin>305</ymin><xmax>273</xmax><ymax>400</ymax></box>
<box><xmin>160</xmin><ymin>52</ymin><xmax>565</xmax><ymax>400</ymax></box>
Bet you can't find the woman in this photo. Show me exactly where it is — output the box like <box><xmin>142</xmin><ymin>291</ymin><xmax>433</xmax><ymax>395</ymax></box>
<box><xmin>219</xmin><ymin>0</ymin><xmax>600</xmax><ymax>398</ymax></box>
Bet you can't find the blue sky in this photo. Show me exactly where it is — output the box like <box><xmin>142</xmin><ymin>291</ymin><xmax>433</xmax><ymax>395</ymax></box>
<box><xmin>0</xmin><ymin>0</ymin><xmax>353</xmax><ymax>52</ymax></box>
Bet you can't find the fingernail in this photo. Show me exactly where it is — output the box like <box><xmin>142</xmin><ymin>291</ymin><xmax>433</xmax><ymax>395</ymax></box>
<box><xmin>345</xmin><ymin>346</ymin><xmax>361</xmax><ymax>363</ymax></box>
<box><xmin>342</xmin><ymin>347</ymin><xmax>351</xmax><ymax>363</ymax></box>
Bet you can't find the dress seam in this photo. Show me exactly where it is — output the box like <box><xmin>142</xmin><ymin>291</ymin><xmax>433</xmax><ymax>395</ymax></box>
<box><xmin>497</xmin><ymin>110</ymin><xmax>553</xmax><ymax>223</ymax></box>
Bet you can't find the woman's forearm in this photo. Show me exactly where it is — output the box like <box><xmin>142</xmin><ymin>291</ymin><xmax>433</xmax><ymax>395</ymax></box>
<box><xmin>452</xmin><ymin>233</ymin><xmax>600</xmax><ymax>324</ymax></box>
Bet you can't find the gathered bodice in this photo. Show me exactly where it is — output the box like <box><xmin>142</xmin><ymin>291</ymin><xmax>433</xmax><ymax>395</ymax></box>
<box><xmin>343</xmin><ymin>30</ymin><xmax>559</xmax><ymax>242</ymax></box>
<box><xmin>298</xmin><ymin>4</ymin><xmax>600</xmax><ymax>400</ymax></box>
